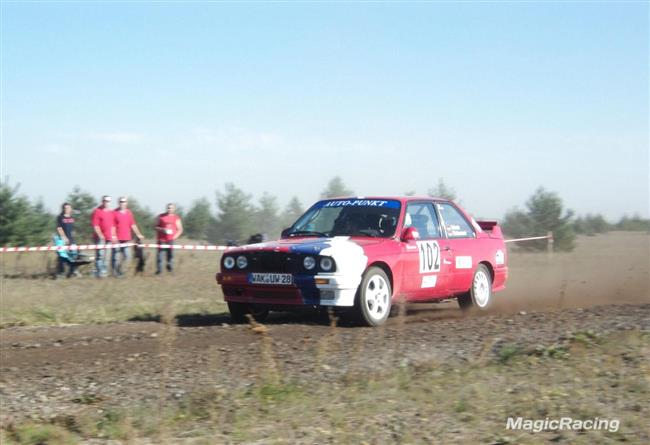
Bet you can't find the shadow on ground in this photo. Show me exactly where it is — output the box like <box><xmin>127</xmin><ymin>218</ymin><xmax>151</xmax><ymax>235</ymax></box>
<box><xmin>126</xmin><ymin>302</ymin><xmax>473</xmax><ymax>328</ymax></box>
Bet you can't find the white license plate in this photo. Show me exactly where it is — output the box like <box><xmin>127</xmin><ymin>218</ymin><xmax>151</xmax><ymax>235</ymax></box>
<box><xmin>248</xmin><ymin>273</ymin><xmax>293</xmax><ymax>285</ymax></box>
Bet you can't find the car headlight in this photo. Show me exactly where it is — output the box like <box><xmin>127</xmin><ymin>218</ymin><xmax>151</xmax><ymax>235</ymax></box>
<box><xmin>303</xmin><ymin>256</ymin><xmax>316</xmax><ymax>270</ymax></box>
<box><xmin>320</xmin><ymin>257</ymin><xmax>333</xmax><ymax>271</ymax></box>
<box><xmin>236</xmin><ymin>255</ymin><xmax>248</xmax><ymax>269</ymax></box>
<box><xmin>223</xmin><ymin>256</ymin><xmax>235</xmax><ymax>269</ymax></box>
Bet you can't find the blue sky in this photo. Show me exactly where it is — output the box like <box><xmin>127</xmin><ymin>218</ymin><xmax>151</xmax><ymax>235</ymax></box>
<box><xmin>2</xmin><ymin>1</ymin><xmax>648</xmax><ymax>220</ymax></box>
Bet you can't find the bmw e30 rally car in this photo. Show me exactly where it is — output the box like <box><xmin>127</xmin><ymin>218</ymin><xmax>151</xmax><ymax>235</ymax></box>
<box><xmin>216</xmin><ymin>197</ymin><xmax>508</xmax><ymax>326</ymax></box>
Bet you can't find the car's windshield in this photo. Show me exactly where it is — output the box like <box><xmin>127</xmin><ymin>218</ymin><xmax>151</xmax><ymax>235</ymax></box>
<box><xmin>288</xmin><ymin>199</ymin><xmax>401</xmax><ymax>238</ymax></box>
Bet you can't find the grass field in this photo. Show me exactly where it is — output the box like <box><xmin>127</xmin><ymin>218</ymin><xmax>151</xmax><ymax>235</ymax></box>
<box><xmin>0</xmin><ymin>248</ymin><xmax>228</xmax><ymax>328</ymax></box>
<box><xmin>1</xmin><ymin>232</ymin><xmax>648</xmax><ymax>328</ymax></box>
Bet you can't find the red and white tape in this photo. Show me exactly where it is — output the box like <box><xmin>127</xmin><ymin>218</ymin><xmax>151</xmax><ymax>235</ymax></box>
<box><xmin>0</xmin><ymin>243</ymin><xmax>229</xmax><ymax>253</ymax></box>
<box><xmin>2</xmin><ymin>236</ymin><xmax>553</xmax><ymax>252</ymax></box>
<box><xmin>504</xmin><ymin>236</ymin><xmax>552</xmax><ymax>243</ymax></box>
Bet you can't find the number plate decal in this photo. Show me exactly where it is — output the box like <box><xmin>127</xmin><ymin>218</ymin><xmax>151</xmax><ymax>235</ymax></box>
<box><xmin>248</xmin><ymin>273</ymin><xmax>293</xmax><ymax>285</ymax></box>
<box><xmin>416</xmin><ymin>240</ymin><xmax>441</xmax><ymax>273</ymax></box>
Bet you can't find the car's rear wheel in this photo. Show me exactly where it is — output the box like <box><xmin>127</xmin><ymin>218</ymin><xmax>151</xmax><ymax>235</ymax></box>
<box><xmin>227</xmin><ymin>302</ymin><xmax>269</xmax><ymax>323</ymax></box>
<box><xmin>356</xmin><ymin>267</ymin><xmax>392</xmax><ymax>326</ymax></box>
<box><xmin>458</xmin><ymin>264</ymin><xmax>493</xmax><ymax>311</ymax></box>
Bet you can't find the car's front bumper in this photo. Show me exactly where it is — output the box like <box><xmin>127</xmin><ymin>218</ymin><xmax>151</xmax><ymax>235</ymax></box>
<box><xmin>216</xmin><ymin>272</ymin><xmax>361</xmax><ymax>307</ymax></box>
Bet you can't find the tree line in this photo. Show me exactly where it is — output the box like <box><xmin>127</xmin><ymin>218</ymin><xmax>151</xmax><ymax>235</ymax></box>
<box><xmin>1</xmin><ymin>178</ymin><xmax>648</xmax><ymax>250</ymax></box>
<box><xmin>501</xmin><ymin>187</ymin><xmax>650</xmax><ymax>251</ymax></box>
<box><xmin>0</xmin><ymin>176</ymin><xmax>352</xmax><ymax>246</ymax></box>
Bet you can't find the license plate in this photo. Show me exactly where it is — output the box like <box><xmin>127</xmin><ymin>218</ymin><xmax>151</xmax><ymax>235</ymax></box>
<box><xmin>248</xmin><ymin>273</ymin><xmax>293</xmax><ymax>285</ymax></box>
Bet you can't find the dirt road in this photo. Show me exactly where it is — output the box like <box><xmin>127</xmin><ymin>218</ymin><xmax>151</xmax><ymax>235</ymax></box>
<box><xmin>2</xmin><ymin>303</ymin><xmax>649</xmax><ymax>423</ymax></box>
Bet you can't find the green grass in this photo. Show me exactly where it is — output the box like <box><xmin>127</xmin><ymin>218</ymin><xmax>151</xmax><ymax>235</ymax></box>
<box><xmin>497</xmin><ymin>344</ymin><xmax>523</xmax><ymax>363</ymax></box>
<box><xmin>3</xmin><ymin>330</ymin><xmax>648</xmax><ymax>444</ymax></box>
<box><xmin>3</xmin><ymin>424</ymin><xmax>75</xmax><ymax>445</ymax></box>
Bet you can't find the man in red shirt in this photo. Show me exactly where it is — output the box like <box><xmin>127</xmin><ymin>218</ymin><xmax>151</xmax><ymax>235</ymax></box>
<box><xmin>91</xmin><ymin>195</ymin><xmax>116</xmax><ymax>278</ymax></box>
<box><xmin>112</xmin><ymin>196</ymin><xmax>145</xmax><ymax>277</ymax></box>
<box><xmin>155</xmin><ymin>203</ymin><xmax>183</xmax><ymax>274</ymax></box>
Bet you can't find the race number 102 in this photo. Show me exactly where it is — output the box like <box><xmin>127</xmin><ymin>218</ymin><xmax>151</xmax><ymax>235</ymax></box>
<box><xmin>417</xmin><ymin>240</ymin><xmax>441</xmax><ymax>273</ymax></box>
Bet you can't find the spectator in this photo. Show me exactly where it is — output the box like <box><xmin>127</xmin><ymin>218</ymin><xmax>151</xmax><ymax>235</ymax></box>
<box><xmin>55</xmin><ymin>202</ymin><xmax>78</xmax><ymax>278</ymax></box>
<box><xmin>112</xmin><ymin>196</ymin><xmax>145</xmax><ymax>277</ymax></box>
<box><xmin>155</xmin><ymin>203</ymin><xmax>183</xmax><ymax>274</ymax></box>
<box><xmin>91</xmin><ymin>195</ymin><xmax>116</xmax><ymax>278</ymax></box>
<box><xmin>56</xmin><ymin>202</ymin><xmax>75</xmax><ymax>245</ymax></box>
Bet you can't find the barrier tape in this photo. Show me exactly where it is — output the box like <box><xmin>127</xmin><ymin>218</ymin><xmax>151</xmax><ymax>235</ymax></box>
<box><xmin>0</xmin><ymin>243</ymin><xmax>229</xmax><ymax>253</ymax></box>
<box><xmin>2</xmin><ymin>235</ymin><xmax>553</xmax><ymax>252</ymax></box>
<box><xmin>504</xmin><ymin>236</ymin><xmax>552</xmax><ymax>244</ymax></box>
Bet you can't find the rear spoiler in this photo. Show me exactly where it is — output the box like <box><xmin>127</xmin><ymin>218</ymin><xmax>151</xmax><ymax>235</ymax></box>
<box><xmin>476</xmin><ymin>220</ymin><xmax>503</xmax><ymax>239</ymax></box>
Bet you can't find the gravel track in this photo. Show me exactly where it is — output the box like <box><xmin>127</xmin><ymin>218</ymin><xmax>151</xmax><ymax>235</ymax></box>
<box><xmin>1</xmin><ymin>302</ymin><xmax>649</xmax><ymax>423</ymax></box>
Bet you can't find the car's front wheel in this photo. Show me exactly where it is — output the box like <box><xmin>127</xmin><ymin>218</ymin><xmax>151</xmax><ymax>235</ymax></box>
<box><xmin>227</xmin><ymin>302</ymin><xmax>269</xmax><ymax>323</ymax></box>
<box><xmin>356</xmin><ymin>267</ymin><xmax>392</xmax><ymax>326</ymax></box>
<box><xmin>458</xmin><ymin>264</ymin><xmax>493</xmax><ymax>311</ymax></box>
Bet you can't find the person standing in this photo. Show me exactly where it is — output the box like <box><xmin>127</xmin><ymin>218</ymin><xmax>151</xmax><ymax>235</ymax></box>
<box><xmin>91</xmin><ymin>195</ymin><xmax>116</xmax><ymax>278</ymax></box>
<box><xmin>112</xmin><ymin>196</ymin><xmax>145</xmax><ymax>277</ymax></box>
<box><xmin>55</xmin><ymin>202</ymin><xmax>78</xmax><ymax>278</ymax></box>
<box><xmin>155</xmin><ymin>203</ymin><xmax>183</xmax><ymax>274</ymax></box>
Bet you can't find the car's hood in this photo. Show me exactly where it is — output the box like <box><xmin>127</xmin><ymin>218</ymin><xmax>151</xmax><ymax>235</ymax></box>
<box><xmin>226</xmin><ymin>236</ymin><xmax>387</xmax><ymax>256</ymax></box>
<box><xmin>225</xmin><ymin>237</ymin><xmax>389</xmax><ymax>277</ymax></box>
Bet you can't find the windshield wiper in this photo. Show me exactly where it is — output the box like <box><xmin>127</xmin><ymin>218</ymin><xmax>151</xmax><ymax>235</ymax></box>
<box><xmin>288</xmin><ymin>230</ymin><xmax>329</xmax><ymax>238</ymax></box>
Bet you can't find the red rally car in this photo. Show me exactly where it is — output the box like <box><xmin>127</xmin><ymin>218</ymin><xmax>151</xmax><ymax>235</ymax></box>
<box><xmin>216</xmin><ymin>197</ymin><xmax>508</xmax><ymax>326</ymax></box>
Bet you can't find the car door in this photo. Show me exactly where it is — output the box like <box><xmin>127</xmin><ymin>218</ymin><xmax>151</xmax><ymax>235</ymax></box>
<box><xmin>435</xmin><ymin>202</ymin><xmax>478</xmax><ymax>293</ymax></box>
<box><xmin>399</xmin><ymin>201</ymin><xmax>452</xmax><ymax>300</ymax></box>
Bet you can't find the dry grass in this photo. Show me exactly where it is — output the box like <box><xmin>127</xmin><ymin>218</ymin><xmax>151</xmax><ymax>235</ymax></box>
<box><xmin>0</xmin><ymin>249</ymin><xmax>227</xmax><ymax>328</ymax></box>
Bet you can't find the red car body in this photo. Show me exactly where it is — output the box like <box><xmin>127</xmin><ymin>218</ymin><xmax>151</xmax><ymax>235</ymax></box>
<box><xmin>216</xmin><ymin>197</ymin><xmax>507</xmax><ymax>324</ymax></box>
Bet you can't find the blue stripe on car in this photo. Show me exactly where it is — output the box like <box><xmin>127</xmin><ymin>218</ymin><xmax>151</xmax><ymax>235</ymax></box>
<box><xmin>294</xmin><ymin>274</ymin><xmax>320</xmax><ymax>305</ymax></box>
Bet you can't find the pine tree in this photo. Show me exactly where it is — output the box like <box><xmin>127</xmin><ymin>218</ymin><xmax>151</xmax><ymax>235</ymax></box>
<box><xmin>184</xmin><ymin>197</ymin><xmax>216</xmax><ymax>241</ymax></box>
<box><xmin>253</xmin><ymin>192</ymin><xmax>281</xmax><ymax>239</ymax></box>
<box><xmin>503</xmin><ymin>187</ymin><xmax>575</xmax><ymax>251</ymax></box>
<box><xmin>321</xmin><ymin>176</ymin><xmax>354</xmax><ymax>198</ymax></box>
<box><xmin>0</xmin><ymin>181</ymin><xmax>53</xmax><ymax>246</ymax></box>
<box><xmin>212</xmin><ymin>183</ymin><xmax>255</xmax><ymax>244</ymax></box>
<box><xmin>282</xmin><ymin>196</ymin><xmax>304</xmax><ymax>229</ymax></box>
<box><xmin>428</xmin><ymin>179</ymin><xmax>457</xmax><ymax>201</ymax></box>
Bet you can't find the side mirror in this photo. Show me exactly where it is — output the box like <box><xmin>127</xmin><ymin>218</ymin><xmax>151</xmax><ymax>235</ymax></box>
<box><xmin>280</xmin><ymin>227</ymin><xmax>292</xmax><ymax>238</ymax></box>
<box><xmin>401</xmin><ymin>227</ymin><xmax>420</xmax><ymax>242</ymax></box>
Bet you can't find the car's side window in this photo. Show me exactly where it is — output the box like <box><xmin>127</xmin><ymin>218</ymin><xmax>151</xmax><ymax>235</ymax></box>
<box><xmin>436</xmin><ymin>203</ymin><xmax>475</xmax><ymax>238</ymax></box>
<box><xmin>404</xmin><ymin>203</ymin><xmax>441</xmax><ymax>239</ymax></box>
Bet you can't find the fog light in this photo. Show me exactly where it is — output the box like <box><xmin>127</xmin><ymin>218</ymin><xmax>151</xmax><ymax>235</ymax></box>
<box><xmin>320</xmin><ymin>290</ymin><xmax>335</xmax><ymax>300</ymax></box>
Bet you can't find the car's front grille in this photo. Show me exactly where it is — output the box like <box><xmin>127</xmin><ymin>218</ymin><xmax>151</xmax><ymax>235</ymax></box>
<box><xmin>248</xmin><ymin>252</ymin><xmax>301</xmax><ymax>273</ymax></box>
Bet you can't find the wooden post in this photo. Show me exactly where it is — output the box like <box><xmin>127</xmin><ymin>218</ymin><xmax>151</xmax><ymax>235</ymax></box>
<box><xmin>547</xmin><ymin>231</ymin><xmax>554</xmax><ymax>255</ymax></box>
